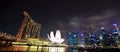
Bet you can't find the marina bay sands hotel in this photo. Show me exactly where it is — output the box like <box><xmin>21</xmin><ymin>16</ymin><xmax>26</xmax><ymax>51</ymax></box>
<box><xmin>16</xmin><ymin>11</ymin><xmax>41</xmax><ymax>40</ymax></box>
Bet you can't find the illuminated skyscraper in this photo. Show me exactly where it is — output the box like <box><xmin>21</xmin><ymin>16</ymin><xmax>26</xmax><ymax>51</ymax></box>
<box><xmin>16</xmin><ymin>11</ymin><xmax>41</xmax><ymax>40</ymax></box>
<box><xmin>67</xmin><ymin>32</ymin><xmax>73</xmax><ymax>45</ymax></box>
<box><xmin>111</xmin><ymin>24</ymin><xmax>120</xmax><ymax>46</ymax></box>
<box><xmin>67</xmin><ymin>32</ymin><xmax>78</xmax><ymax>46</ymax></box>
<box><xmin>88</xmin><ymin>31</ymin><xmax>98</xmax><ymax>47</ymax></box>
<box><xmin>72</xmin><ymin>33</ymin><xmax>78</xmax><ymax>45</ymax></box>
<box><xmin>79</xmin><ymin>32</ymin><xmax>85</xmax><ymax>47</ymax></box>
<box><xmin>98</xmin><ymin>27</ymin><xmax>105</xmax><ymax>45</ymax></box>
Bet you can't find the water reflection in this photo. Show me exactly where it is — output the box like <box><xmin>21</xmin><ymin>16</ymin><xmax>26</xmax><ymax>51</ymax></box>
<box><xmin>68</xmin><ymin>47</ymin><xmax>79</xmax><ymax>52</ymax></box>
<box><xmin>0</xmin><ymin>45</ymin><xmax>66</xmax><ymax>52</ymax></box>
<box><xmin>68</xmin><ymin>47</ymin><xmax>87</xmax><ymax>52</ymax></box>
<box><xmin>49</xmin><ymin>47</ymin><xmax>65</xmax><ymax>52</ymax></box>
<box><xmin>0</xmin><ymin>45</ymin><xmax>88</xmax><ymax>52</ymax></box>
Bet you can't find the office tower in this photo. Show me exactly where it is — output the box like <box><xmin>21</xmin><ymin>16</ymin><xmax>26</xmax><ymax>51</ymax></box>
<box><xmin>111</xmin><ymin>24</ymin><xmax>120</xmax><ymax>47</ymax></box>
<box><xmin>88</xmin><ymin>32</ymin><xmax>97</xmax><ymax>47</ymax></box>
<box><xmin>67</xmin><ymin>32</ymin><xmax>73</xmax><ymax>45</ymax></box>
<box><xmin>79</xmin><ymin>32</ymin><xmax>85</xmax><ymax>47</ymax></box>
<box><xmin>97</xmin><ymin>27</ymin><xmax>105</xmax><ymax>46</ymax></box>
<box><xmin>67</xmin><ymin>32</ymin><xmax>78</xmax><ymax>46</ymax></box>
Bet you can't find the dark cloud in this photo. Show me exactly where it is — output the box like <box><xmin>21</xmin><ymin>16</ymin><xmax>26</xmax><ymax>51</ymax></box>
<box><xmin>67</xmin><ymin>10</ymin><xmax>120</xmax><ymax>32</ymax></box>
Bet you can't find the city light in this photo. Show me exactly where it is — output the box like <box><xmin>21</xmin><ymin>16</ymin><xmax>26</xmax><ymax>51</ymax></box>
<box><xmin>47</xmin><ymin>30</ymin><xmax>65</xmax><ymax>44</ymax></box>
<box><xmin>0</xmin><ymin>11</ymin><xmax>120</xmax><ymax>52</ymax></box>
<box><xmin>48</xmin><ymin>47</ymin><xmax>65</xmax><ymax>52</ymax></box>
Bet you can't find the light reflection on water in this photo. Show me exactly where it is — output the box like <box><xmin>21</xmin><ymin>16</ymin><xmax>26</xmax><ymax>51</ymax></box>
<box><xmin>0</xmin><ymin>45</ymin><xmax>87</xmax><ymax>52</ymax></box>
<box><xmin>49</xmin><ymin>47</ymin><xmax>65</xmax><ymax>52</ymax></box>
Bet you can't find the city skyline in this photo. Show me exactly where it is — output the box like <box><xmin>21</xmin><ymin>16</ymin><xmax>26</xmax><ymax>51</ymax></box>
<box><xmin>0</xmin><ymin>0</ymin><xmax>120</xmax><ymax>39</ymax></box>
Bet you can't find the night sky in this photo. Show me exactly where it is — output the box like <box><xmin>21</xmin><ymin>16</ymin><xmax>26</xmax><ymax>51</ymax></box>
<box><xmin>0</xmin><ymin>0</ymin><xmax>120</xmax><ymax>40</ymax></box>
